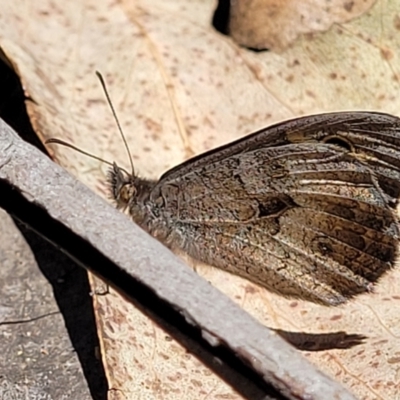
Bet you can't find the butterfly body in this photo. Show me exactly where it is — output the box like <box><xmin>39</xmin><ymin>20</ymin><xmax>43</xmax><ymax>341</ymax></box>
<box><xmin>109</xmin><ymin>111</ymin><xmax>400</xmax><ymax>306</ymax></box>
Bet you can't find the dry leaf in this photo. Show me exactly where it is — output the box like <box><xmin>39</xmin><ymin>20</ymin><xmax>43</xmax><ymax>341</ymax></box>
<box><xmin>229</xmin><ymin>0</ymin><xmax>376</xmax><ymax>51</ymax></box>
<box><xmin>0</xmin><ymin>0</ymin><xmax>400</xmax><ymax>399</ymax></box>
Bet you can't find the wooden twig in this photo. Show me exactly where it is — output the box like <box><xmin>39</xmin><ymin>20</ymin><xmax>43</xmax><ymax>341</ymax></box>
<box><xmin>0</xmin><ymin>117</ymin><xmax>357</xmax><ymax>400</ymax></box>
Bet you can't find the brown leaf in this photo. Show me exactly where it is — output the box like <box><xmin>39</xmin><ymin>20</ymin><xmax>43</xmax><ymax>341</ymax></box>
<box><xmin>229</xmin><ymin>0</ymin><xmax>376</xmax><ymax>51</ymax></box>
<box><xmin>0</xmin><ymin>0</ymin><xmax>400</xmax><ymax>399</ymax></box>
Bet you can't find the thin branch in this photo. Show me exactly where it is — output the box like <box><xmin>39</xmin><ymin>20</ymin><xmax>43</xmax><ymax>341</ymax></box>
<box><xmin>0</xmin><ymin>117</ymin><xmax>357</xmax><ymax>400</ymax></box>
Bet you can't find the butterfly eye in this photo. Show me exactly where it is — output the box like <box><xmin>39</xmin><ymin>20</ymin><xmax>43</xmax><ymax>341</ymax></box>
<box><xmin>323</xmin><ymin>135</ymin><xmax>353</xmax><ymax>152</ymax></box>
<box><xmin>120</xmin><ymin>184</ymin><xmax>136</xmax><ymax>204</ymax></box>
<box><xmin>127</xmin><ymin>184</ymin><xmax>137</xmax><ymax>199</ymax></box>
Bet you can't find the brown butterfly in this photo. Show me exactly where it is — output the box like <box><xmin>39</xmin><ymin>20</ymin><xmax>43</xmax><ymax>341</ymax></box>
<box><xmin>46</xmin><ymin>74</ymin><xmax>400</xmax><ymax>306</ymax></box>
<box><xmin>108</xmin><ymin>111</ymin><xmax>400</xmax><ymax>306</ymax></box>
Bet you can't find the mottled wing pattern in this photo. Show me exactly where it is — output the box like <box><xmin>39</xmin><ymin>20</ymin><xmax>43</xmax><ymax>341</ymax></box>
<box><xmin>154</xmin><ymin>112</ymin><xmax>400</xmax><ymax>305</ymax></box>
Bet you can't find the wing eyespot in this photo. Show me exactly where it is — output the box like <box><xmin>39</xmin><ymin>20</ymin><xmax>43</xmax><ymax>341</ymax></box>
<box><xmin>323</xmin><ymin>135</ymin><xmax>353</xmax><ymax>152</ymax></box>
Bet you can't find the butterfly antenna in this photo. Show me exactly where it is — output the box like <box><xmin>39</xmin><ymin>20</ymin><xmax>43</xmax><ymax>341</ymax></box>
<box><xmin>45</xmin><ymin>138</ymin><xmax>112</xmax><ymax>168</ymax></box>
<box><xmin>96</xmin><ymin>71</ymin><xmax>135</xmax><ymax>177</ymax></box>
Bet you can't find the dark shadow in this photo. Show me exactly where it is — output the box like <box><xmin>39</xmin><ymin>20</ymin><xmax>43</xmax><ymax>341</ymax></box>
<box><xmin>0</xmin><ymin>49</ymin><xmax>46</xmax><ymax>151</ymax></box>
<box><xmin>275</xmin><ymin>329</ymin><xmax>366</xmax><ymax>352</ymax></box>
<box><xmin>212</xmin><ymin>0</ymin><xmax>230</xmax><ymax>35</ymax></box>
<box><xmin>0</xmin><ymin>54</ymin><xmax>108</xmax><ymax>400</ymax></box>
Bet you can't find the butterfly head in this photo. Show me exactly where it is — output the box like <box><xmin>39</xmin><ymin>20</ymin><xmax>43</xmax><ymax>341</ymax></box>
<box><xmin>108</xmin><ymin>162</ymin><xmax>138</xmax><ymax>210</ymax></box>
<box><xmin>108</xmin><ymin>162</ymin><xmax>156</xmax><ymax>212</ymax></box>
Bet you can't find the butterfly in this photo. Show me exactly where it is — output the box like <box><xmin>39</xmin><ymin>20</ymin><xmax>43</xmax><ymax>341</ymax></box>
<box><xmin>109</xmin><ymin>111</ymin><xmax>400</xmax><ymax>306</ymax></box>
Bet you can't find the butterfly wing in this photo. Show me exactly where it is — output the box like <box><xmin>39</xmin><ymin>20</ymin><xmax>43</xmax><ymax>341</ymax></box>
<box><xmin>151</xmin><ymin>112</ymin><xmax>400</xmax><ymax>305</ymax></box>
